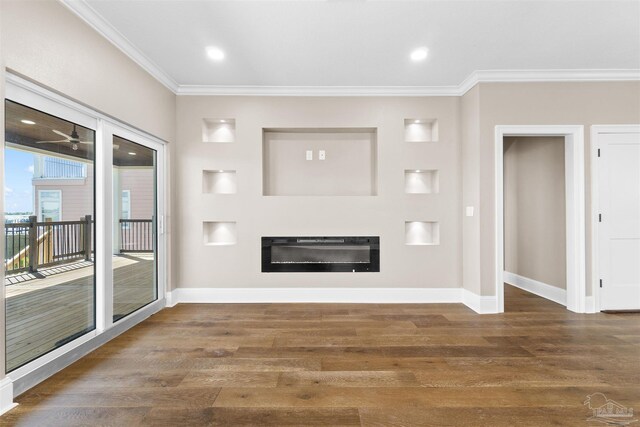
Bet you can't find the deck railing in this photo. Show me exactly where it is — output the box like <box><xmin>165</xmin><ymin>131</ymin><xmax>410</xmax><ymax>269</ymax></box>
<box><xmin>4</xmin><ymin>215</ymin><xmax>93</xmax><ymax>274</ymax></box>
<box><xmin>4</xmin><ymin>217</ymin><xmax>154</xmax><ymax>275</ymax></box>
<box><xmin>119</xmin><ymin>219</ymin><xmax>154</xmax><ymax>252</ymax></box>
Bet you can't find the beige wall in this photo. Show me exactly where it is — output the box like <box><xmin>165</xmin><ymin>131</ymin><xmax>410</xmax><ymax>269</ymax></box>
<box><xmin>1</xmin><ymin>0</ymin><xmax>175</xmax><ymax>142</ymax></box>
<box><xmin>176</xmin><ymin>96</ymin><xmax>461</xmax><ymax>289</ymax></box>
<box><xmin>503</xmin><ymin>136</ymin><xmax>566</xmax><ymax>289</ymax></box>
<box><xmin>472</xmin><ymin>81</ymin><xmax>640</xmax><ymax>296</ymax></box>
<box><xmin>461</xmin><ymin>85</ymin><xmax>481</xmax><ymax>295</ymax></box>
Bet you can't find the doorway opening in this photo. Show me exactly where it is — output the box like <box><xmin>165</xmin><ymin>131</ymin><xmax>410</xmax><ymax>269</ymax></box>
<box><xmin>495</xmin><ymin>126</ymin><xmax>586</xmax><ymax>313</ymax></box>
<box><xmin>503</xmin><ymin>136</ymin><xmax>567</xmax><ymax>310</ymax></box>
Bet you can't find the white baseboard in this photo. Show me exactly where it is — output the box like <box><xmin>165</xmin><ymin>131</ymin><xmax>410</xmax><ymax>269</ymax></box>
<box><xmin>171</xmin><ymin>287</ymin><xmax>462</xmax><ymax>304</ymax></box>
<box><xmin>165</xmin><ymin>290</ymin><xmax>178</xmax><ymax>308</ymax></box>
<box><xmin>585</xmin><ymin>296</ymin><xmax>596</xmax><ymax>313</ymax></box>
<box><xmin>462</xmin><ymin>289</ymin><xmax>500</xmax><ymax>314</ymax></box>
<box><xmin>168</xmin><ymin>287</ymin><xmax>499</xmax><ymax>314</ymax></box>
<box><xmin>503</xmin><ymin>271</ymin><xmax>567</xmax><ymax>306</ymax></box>
<box><xmin>0</xmin><ymin>378</ymin><xmax>17</xmax><ymax>415</ymax></box>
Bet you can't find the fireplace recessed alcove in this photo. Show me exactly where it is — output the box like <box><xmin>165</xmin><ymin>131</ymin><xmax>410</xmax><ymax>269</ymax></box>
<box><xmin>262</xmin><ymin>236</ymin><xmax>380</xmax><ymax>272</ymax></box>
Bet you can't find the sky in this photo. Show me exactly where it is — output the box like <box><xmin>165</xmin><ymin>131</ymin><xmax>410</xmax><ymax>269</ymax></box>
<box><xmin>4</xmin><ymin>148</ymin><xmax>34</xmax><ymax>214</ymax></box>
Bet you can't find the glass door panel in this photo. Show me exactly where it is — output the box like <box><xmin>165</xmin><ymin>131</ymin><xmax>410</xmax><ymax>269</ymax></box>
<box><xmin>4</xmin><ymin>100</ymin><xmax>96</xmax><ymax>372</ymax></box>
<box><xmin>112</xmin><ymin>135</ymin><xmax>157</xmax><ymax>321</ymax></box>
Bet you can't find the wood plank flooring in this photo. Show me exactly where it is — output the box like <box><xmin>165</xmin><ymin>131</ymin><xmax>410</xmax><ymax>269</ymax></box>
<box><xmin>5</xmin><ymin>255</ymin><xmax>154</xmax><ymax>372</ymax></box>
<box><xmin>2</xmin><ymin>285</ymin><xmax>639</xmax><ymax>426</ymax></box>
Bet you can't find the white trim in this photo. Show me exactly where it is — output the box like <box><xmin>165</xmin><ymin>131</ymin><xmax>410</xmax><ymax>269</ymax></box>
<box><xmin>177</xmin><ymin>69</ymin><xmax>640</xmax><ymax>96</ymax></box>
<box><xmin>59</xmin><ymin>0</ymin><xmax>178</xmax><ymax>93</ymax></box>
<box><xmin>167</xmin><ymin>287</ymin><xmax>496</xmax><ymax>314</ymax></box>
<box><xmin>585</xmin><ymin>296</ymin><xmax>596</xmax><ymax>314</ymax></box>
<box><xmin>172</xmin><ymin>287</ymin><xmax>462</xmax><ymax>304</ymax></box>
<box><xmin>495</xmin><ymin>125</ymin><xmax>586</xmax><ymax>313</ymax></box>
<box><xmin>590</xmin><ymin>125</ymin><xmax>640</xmax><ymax>312</ymax></box>
<box><xmin>503</xmin><ymin>271</ymin><xmax>567</xmax><ymax>306</ymax></box>
<box><xmin>0</xmin><ymin>378</ymin><xmax>17</xmax><ymax>416</ymax></box>
<box><xmin>177</xmin><ymin>85</ymin><xmax>460</xmax><ymax>97</ymax></box>
<box><xmin>462</xmin><ymin>289</ymin><xmax>499</xmax><ymax>314</ymax></box>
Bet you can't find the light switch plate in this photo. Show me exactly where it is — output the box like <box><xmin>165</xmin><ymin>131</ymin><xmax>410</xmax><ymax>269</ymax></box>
<box><xmin>306</xmin><ymin>150</ymin><xmax>313</xmax><ymax>160</ymax></box>
<box><xmin>466</xmin><ymin>206</ymin><xmax>474</xmax><ymax>217</ymax></box>
<box><xmin>319</xmin><ymin>150</ymin><xmax>326</xmax><ymax>160</ymax></box>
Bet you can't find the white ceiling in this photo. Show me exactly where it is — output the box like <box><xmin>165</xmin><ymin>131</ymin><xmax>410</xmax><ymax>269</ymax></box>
<box><xmin>75</xmin><ymin>0</ymin><xmax>639</xmax><ymax>92</ymax></box>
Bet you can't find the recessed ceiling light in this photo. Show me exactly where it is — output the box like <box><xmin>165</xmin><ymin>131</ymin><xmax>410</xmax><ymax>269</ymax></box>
<box><xmin>220</xmin><ymin>120</ymin><xmax>226</xmax><ymax>123</ymax></box>
<box><xmin>414</xmin><ymin>120</ymin><xmax>421</xmax><ymax>124</ymax></box>
<box><xmin>21</xmin><ymin>119</ymin><xmax>36</xmax><ymax>125</ymax></box>
<box><xmin>206</xmin><ymin>46</ymin><xmax>225</xmax><ymax>61</ymax></box>
<box><xmin>128</xmin><ymin>152</ymin><xmax>136</xmax><ymax>156</ymax></box>
<box><xmin>410</xmin><ymin>47</ymin><xmax>429</xmax><ymax>62</ymax></box>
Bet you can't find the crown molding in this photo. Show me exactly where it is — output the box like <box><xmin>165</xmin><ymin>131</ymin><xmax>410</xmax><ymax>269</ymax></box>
<box><xmin>58</xmin><ymin>1</ymin><xmax>639</xmax><ymax>97</ymax></box>
<box><xmin>176</xmin><ymin>85</ymin><xmax>460</xmax><ymax>97</ymax></box>
<box><xmin>178</xmin><ymin>69</ymin><xmax>640</xmax><ymax>96</ymax></box>
<box><xmin>59</xmin><ymin>0</ymin><xmax>179</xmax><ymax>93</ymax></box>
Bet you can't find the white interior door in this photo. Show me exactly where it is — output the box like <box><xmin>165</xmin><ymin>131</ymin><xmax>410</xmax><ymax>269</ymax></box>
<box><xmin>598</xmin><ymin>131</ymin><xmax>640</xmax><ymax>310</ymax></box>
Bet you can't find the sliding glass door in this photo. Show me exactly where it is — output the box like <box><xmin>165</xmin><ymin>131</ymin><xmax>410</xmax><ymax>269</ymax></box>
<box><xmin>4</xmin><ymin>100</ymin><xmax>96</xmax><ymax>372</ymax></box>
<box><xmin>112</xmin><ymin>135</ymin><xmax>157</xmax><ymax>321</ymax></box>
<box><xmin>4</xmin><ymin>75</ymin><xmax>165</xmax><ymax>378</ymax></box>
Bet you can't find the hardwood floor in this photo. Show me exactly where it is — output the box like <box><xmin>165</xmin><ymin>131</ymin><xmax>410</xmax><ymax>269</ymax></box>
<box><xmin>2</xmin><ymin>285</ymin><xmax>639</xmax><ymax>426</ymax></box>
<box><xmin>5</xmin><ymin>255</ymin><xmax>154</xmax><ymax>372</ymax></box>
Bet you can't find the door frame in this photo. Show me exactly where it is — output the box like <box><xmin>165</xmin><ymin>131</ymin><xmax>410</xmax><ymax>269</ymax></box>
<box><xmin>590</xmin><ymin>125</ymin><xmax>640</xmax><ymax>312</ymax></box>
<box><xmin>495</xmin><ymin>125</ymin><xmax>586</xmax><ymax>313</ymax></box>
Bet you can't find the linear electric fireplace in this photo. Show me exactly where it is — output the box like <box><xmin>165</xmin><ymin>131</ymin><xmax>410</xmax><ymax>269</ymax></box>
<box><xmin>262</xmin><ymin>236</ymin><xmax>380</xmax><ymax>272</ymax></box>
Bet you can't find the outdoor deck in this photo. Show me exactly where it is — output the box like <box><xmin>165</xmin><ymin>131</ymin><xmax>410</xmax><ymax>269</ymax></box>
<box><xmin>5</xmin><ymin>254</ymin><xmax>155</xmax><ymax>372</ymax></box>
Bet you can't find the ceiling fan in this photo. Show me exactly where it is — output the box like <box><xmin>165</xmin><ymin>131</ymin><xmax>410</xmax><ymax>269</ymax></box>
<box><xmin>35</xmin><ymin>125</ymin><xmax>119</xmax><ymax>151</ymax></box>
<box><xmin>36</xmin><ymin>125</ymin><xmax>92</xmax><ymax>151</ymax></box>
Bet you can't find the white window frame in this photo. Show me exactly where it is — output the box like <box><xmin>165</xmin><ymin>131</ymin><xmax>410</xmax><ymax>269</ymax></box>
<box><xmin>121</xmin><ymin>190</ymin><xmax>131</xmax><ymax>220</ymax></box>
<box><xmin>4</xmin><ymin>73</ymin><xmax>167</xmax><ymax>395</ymax></box>
<box><xmin>37</xmin><ymin>190</ymin><xmax>62</xmax><ymax>222</ymax></box>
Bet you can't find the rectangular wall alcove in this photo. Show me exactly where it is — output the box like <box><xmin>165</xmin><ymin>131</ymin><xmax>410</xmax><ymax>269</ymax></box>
<box><xmin>405</xmin><ymin>221</ymin><xmax>440</xmax><ymax>245</ymax></box>
<box><xmin>404</xmin><ymin>169</ymin><xmax>439</xmax><ymax>194</ymax></box>
<box><xmin>263</xmin><ymin>128</ymin><xmax>377</xmax><ymax>196</ymax></box>
<box><xmin>203</xmin><ymin>221</ymin><xmax>237</xmax><ymax>245</ymax></box>
<box><xmin>203</xmin><ymin>170</ymin><xmax>237</xmax><ymax>194</ymax></box>
<box><xmin>404</xmin><ymin>119</ymin><xmax>438</xmax><ymax>142</ymax></box>
<box><xmin>202</xmin><ymin>119</ymin><xmax>235</xmax><ymax>143</ymax></box>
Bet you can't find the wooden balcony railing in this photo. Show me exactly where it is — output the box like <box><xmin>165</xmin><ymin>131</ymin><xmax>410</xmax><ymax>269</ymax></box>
<box><xmin>119</xmin><ymin>219</ymin><xmax>154</xmax><ymax>253</ymax></box>
<box><xmin>4</xmin><ymin>215</ymin><xmax>93</xmax><ymax>275</ymax></box>
<box><xmin>4</xmin><ymin>217</ymin><xmax>153</xmax><ymax>276</ymax></box>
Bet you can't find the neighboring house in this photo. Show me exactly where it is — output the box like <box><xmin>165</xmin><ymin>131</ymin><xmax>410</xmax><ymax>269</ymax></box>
<box><xmin>32</xmin><ymin>155</ymin><xmax>154</xmax><ymax>222</ymax></box>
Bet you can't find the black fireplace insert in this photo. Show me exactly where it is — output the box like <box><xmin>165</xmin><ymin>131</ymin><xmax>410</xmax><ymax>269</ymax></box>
<box><xmin>262</xmin><ymin>236</ymin><xmax>380</xmax><ymax>272</ymax></box>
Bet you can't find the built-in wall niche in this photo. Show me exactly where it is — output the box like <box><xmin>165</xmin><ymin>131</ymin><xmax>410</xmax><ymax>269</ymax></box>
<box><xmin>203</xmin><ymin>221</ymin><xmax>237</xmax><ymax>246</ymax></box>
<box><xmin>404</xmin><ymin>169</ymin><xmax>439</xmax><ymax>194</ymax></box>
<box><xmin>263</xmin><ymin>128</ymin><xmax>378</xmax><ymax>196</ymax></box>
<box><xmin>202</xmin><ymin>119</ymin><xmax>235</xmax><ymax>143</ymax></box>
<box><xmin>405</xmin><ymin>221</ymin><xmax>440</xmax><ymax>245</ymax></box>
<box><xmin>404</xmin><ymin>119</ymin><xmax>438</xmax><ymax>142</ymax></box>
<box><xmin>203</xmin><ymin>170</ymin><xmax>237</xmax><ymax>194</ymax></box>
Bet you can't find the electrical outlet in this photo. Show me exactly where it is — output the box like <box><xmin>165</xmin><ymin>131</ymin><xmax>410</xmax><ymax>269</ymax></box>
<box><xmin>306</xmin><ymin>150</ymin><xmax>313</xmax><ymax>160</ymax></box>
<box><xmin>319</xmin><ymin>150</ymin><xmax>326</xmax><ymax>160</ymax></box>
